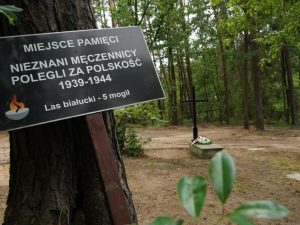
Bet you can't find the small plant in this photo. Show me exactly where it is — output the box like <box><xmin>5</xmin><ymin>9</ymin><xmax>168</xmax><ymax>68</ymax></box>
<box><xmin>120</xmin><ymin>127</ymin><xmax>150</xmax><ymax>157</ymax></box>
<box><xmin>115</xmin><ymin>104</ymin><xmax>160</xmax><ymax>157</ymax></box>
<box><xmin>149</xmin><ymin>151</ymin><xmax>289</xmax><ymax>225</ymax></box>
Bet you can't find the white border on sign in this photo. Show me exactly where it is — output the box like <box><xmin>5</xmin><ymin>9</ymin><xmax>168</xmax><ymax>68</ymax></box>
<box><xmin>0</xmin><ymin>26</ymin><xmax>166</xmax><ymax>132</ymax></box>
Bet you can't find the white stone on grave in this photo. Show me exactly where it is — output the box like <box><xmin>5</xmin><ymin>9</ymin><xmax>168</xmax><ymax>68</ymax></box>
<box><xmin>189</xmin><ymin>136</ymin><xmax>223</xmax><ymax>158</ymax></box>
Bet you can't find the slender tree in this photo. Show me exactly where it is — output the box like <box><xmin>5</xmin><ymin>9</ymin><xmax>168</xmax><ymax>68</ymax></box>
<box><xmin>282</xmin><ymin>45</ymin><xmax>298</xmax><ymax>125</ymax></box>
<box><xmin>167</xmin><ymin>45</ymin><xmax>178</xmax><ymax>125</ymax></box>
<box><xmin>0</xmin><ymin>0</ymin><xmax>137</xmax><ymax>224</ymax></box>
<box><xmin>242</xmin><ymin>31</ymin><xmax>250</xmax><ymax>129</ymax></box>
<box><xmin>250</xmin><ymin>35</ymin><xmax>265</xmax><ymax>130</ymax></box>
<box><xmin>213</xmin><ymin>4</ymin><xmax>230</xmax><ymax>124</ymax></box>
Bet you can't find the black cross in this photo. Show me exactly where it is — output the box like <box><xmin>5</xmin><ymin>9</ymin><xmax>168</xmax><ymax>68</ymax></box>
<box><xmin>181</xmin><ymin>86</ymin><xmax>208</xmax><ymax>140</ymax></box>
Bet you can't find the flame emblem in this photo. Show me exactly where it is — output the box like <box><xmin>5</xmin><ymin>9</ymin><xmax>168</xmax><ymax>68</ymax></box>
<box><xmin>5</xmin><ymin>95</ymin><xmax>29</xmax><ymax>120</ymax></box>
<box><xmin>9</xmin><ymin>95</ymin><xmax>25</xmax><ymax>112</ymax></box>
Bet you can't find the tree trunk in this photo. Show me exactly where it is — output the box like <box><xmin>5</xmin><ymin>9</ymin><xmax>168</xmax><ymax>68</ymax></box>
<box><xmin>0</xmin><ymin>0</ymin><xmax>137</xmax><ymax>224</ymax></box>
<box><xmin>213</xmin><ymin>6</ymin><xmax>230</xmax><ymax>124</ymax></box>
<box><xmin>134</xmin><ymin>0</ymin><xmax>138</xmax><ymax>25</ymax></box>
<box><xmin>299</xmin><ymin>56</ymin><xmax>300</xmax><ymax>87</ymax></box>
<box><xmin>281</xmin><ymin>48</ymin><xmax>289</xmax><ymax>123</ymax></box>
<box><xmin>250</xmin><ymin>39</ymin><xmax>264</xmax><ymax>130</ymax></box>
<box><xmin>283</xmin><ymin>45</ymin><xmax>298</xmax><ymax>125</ymax></box>
<box><xmin>168</xmin><ymin>46</ymin><xmax>178</xmax><ymax>125</ymax></box>
<box><xmin>157</xmin><ymin>50</ymin><xmax>167</xmax><ymax>118</ymax></box>
<box><xmin>179</xmin><ymin>0</ymin><xmax>193</xmax><ymax>103</ymax></box>
<box><xmin>242</xmin><ymin>32</ymin><xmax>250</xmax><ymax>129</ymax></box>
<box><xmin>93</xmin><ymin>0</ymin><xmax>108</xmax><ymax>28</ymax></box>
<box><xmin>214</xmin><ymin>56</ymin><xmax>223</xmax><ymax>123</ymax></box>
<box><xmin>108</xmin><ymin>0</ymin><xmax>117</xmax><ymax>27</ymax></box>
<box><xmin>176</xmin><ymin>49</ymin><xmax>185</xmax><ymax>122</ymax></box>
<box><xmin>279</xmin><ymin>0</ymin><xmax>297</xmax><ymax>125</ymax></box>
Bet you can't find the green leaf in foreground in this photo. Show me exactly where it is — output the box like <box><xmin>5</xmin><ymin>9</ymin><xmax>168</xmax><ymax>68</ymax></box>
<box><xmin>150</xmin><ymin>216</ymin><xmax>183</xmax><ymax>225</ymax></box>
<box><xmin>177</xmin><ymin>176</ymin><xmax>207</xmax><ymax>219</ymax></box>
<box><xmin>227</xmin><ymin>212</ymin><xmax>255</xmax><ymax>225</ymax></box>
<box><xmin>0</xmin><ymin>5</ymin><xmax>23</xmax><ymax>25</ymax></box>
<box><xmin>209</xmin><ymin>151</ymin><xmax>236</xmax><ymax>204</ymax></box>
<box><xmin>233</xmin><ymin>200</ymin><xmax>289</xmax><ymax>219</ymax></box>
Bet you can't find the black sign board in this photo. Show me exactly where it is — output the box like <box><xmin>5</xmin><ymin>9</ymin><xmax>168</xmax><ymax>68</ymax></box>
<box><xmin>0</xmin><ymin>27</ymin><xmax>165</xmax><ymax>131</ymax></box>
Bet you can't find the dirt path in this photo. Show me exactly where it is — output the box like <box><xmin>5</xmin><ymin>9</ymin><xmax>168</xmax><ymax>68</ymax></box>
<box><xmin>125</xmin><ymin>125</ymin><xmax>300</xmax><ymax>225</ymax></box>
<box><xmin>0</xmin><ymin>126</ymin><xmax>299</xmax><ymax>224</ymax></box>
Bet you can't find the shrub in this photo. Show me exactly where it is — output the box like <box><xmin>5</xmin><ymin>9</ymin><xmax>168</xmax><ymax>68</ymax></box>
<box><xmin>115</xmin><ymin>103</ymin><xmax>161</xmax><ymax>157</ymax></box>
<box><xmin>118</xmin><ymin>127</ymin><xmax>150</xmax><ymax>157</ymax></box>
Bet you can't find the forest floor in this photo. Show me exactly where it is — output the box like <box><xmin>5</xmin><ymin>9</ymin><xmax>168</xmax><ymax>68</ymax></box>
<box><xmin>125</xmin><ymin>125</ymin><xmax>300</xmax><ymax>225</ymax></box>
<box><xmin>0</xmin><ymin>125</ymin><xmax>299</xmax><ymax>224</ymax></box>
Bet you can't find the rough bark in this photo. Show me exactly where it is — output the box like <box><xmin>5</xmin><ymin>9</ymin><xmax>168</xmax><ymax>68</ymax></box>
<box><xmin>0</xmin><ymin>0</ymin><xmax>137</xmax><ymax>224</ymax></box>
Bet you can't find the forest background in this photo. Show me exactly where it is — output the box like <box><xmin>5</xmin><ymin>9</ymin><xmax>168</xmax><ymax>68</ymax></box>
<box><xmin>93</xmin><ymin>0</ymin><xmax>300</xmax><ymax>130</ymax></box>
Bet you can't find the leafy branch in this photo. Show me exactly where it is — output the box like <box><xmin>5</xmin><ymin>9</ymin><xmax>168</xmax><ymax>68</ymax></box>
<box><xmin>0</xmin><ymin>5</ymin><xmax>23</xmax><ymax>25</ymax></box>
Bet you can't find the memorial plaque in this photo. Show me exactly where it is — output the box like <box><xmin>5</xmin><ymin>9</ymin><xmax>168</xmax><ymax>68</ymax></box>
<box><xmin>0</xmin><ymin>27</ymin><xmax>165</xmax><ymax>131</ymax></box>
